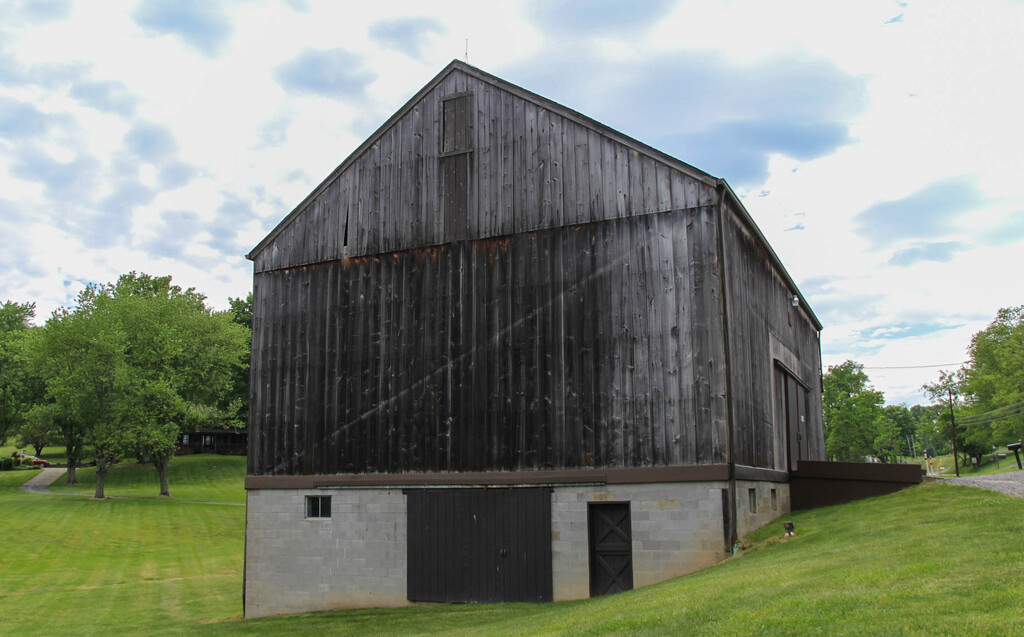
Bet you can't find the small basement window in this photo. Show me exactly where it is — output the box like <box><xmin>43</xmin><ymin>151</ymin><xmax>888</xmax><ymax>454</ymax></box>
<box><xmin>771</xmin><ymin>488</ymin><xmax>778</xmax><ymax>511</ymax></box>
<box><xmin>748</xmin><ymin>488</ymin><xmax>757</xmax><ymax>513</ymax></box>
<box><xmin>305</xmin><ymin>495</ymin><xmax>331</xmax><ymax>519</ymax></box>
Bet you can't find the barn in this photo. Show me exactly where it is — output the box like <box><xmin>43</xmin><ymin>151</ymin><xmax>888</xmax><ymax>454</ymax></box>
<box><xmin>243</xmin><ymin>60</ymin><xmax>825</xmax><ymax>618</ymax></box>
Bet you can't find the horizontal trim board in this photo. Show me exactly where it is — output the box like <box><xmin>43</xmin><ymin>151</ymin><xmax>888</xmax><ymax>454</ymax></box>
<box><xmin>245</xmin><ymin>465</ymin><xmax>731</xmax><ymax>490</ymax></box>
<box><xmin>252</xmin><ymin>204</ymin><xmax>712</xmax><ymax>275</ymax></box>
<box><xmin>733</xmin><ymin>465</ymin><xmax>789</xmax><ymax>483</ymax></box>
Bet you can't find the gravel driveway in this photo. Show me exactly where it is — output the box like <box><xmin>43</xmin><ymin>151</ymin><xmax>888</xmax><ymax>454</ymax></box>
<box><xmin>938</xmin><ymin>470</ymin><xmax>1024</xmax><ymax>498</ymax></box>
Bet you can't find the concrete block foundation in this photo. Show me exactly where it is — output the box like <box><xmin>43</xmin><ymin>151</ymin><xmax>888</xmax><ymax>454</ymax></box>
<box><xmin>244</xmin><ymin>480</ymin><xmax>789</xmax><ymax>617</ymax></box>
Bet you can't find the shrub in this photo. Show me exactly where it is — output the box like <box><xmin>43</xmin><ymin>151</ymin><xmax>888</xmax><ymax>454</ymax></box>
<box><xmin>0</xmin><ymin>458</ymin><xmax>12</xmax><ymax>471</ymax></box>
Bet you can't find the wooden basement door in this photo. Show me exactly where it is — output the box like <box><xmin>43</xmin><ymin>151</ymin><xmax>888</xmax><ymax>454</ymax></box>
<box><xmin>406</xmin><ymin>488</ymin><xmax>553</xmax><ymax>603</ymax></box>
<box><xmin>588</xmin><ymin>502</ymin><xmax>634</xmax><ymax>597</ymax></box>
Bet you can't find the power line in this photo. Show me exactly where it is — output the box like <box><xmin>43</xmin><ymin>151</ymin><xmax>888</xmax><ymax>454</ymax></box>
<box><xmin>957</xmin><ymin>399</ymin><xmax>1024</xmax><ymax>422</ymax></box>
<box><xmin>862</xmin><ymin>362</ymin><xmax>966</xmax><ymax>370</ymax></box>
<box><xmin>954</xmin><ymin>413</ymin><xmax>1019</xmax><ymax>430</ymax></box>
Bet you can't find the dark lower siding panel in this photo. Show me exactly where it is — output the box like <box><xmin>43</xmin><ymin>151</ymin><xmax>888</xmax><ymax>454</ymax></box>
<box><xmin>790</xmin><ymin>461</ymin><xmax>924</xmax><ymax>511</ymax></box>
<box><xmin>249</xmin><ymin>208</ymin><xmax>727</xmax><ymax>476</ymax></box>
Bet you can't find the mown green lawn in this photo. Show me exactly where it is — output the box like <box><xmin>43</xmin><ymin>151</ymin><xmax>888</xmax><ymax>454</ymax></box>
<box><xmin>0</xmin><ymin>469</ymin><xmax>244</xmax><ymax>635</ymax></box>
<box><xmin>1</xmin><ymin>460</ymin><xmax>1021</xmax><ymax>636</ymax></box>
<box><xmin>924</xmin><ymin>447</ymin><xmax>1023</xmax><ymax>477</ymax></box>
<box><xmin>50</xmin><ymin>454</ymin><xmax>247</xmax><ymax>504</ymax></box>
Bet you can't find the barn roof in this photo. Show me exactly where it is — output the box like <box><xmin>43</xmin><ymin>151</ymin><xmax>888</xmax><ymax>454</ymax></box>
<box><xmin>247</xmin><ymin>59</ymin><xmax>820</xmax><ymax>331</ymax></box>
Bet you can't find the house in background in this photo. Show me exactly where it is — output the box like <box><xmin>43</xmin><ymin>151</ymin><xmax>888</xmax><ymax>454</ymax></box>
<box><xmin>176</xmin><ymin>428</ymin><xmax>247</xmax><ymax>456</ymax></box>
<box><xmin>242</xmin><ymin>60</ymin><xmax>825</xmax><ymax>618</ymax></box>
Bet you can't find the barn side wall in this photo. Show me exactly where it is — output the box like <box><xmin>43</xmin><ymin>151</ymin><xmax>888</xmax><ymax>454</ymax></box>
<box><xmin>244</xmin><ymin>479</ymin><xmax>785</xmax><ymax>617</ymax></box>
<box><xmin>249</xmin><ymin>208</ymin><xmax>728</xmax><ymax>476</ymax></box>
<box><xmin>719</xmin><ymin>199</ymin><xmax>825</xmax><ymax>470</ymax></box>
<box><xmin>253</xmin><ymin>68</ymin><xmax>716</xmax><ymax>273</ymax></box>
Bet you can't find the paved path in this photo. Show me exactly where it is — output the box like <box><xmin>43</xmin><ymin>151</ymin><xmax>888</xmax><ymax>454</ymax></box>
<box><xmin>17</xmin><ymin>467</ymin><xmax>244</xmax><ymax>506</ymax></box>
<box><xmin>19</xmin><ymin>467</ymin><xmax>69</xmax><ymax>493</ymax></box>
<box><xmin>938</xmin><ymin>470</ymin><xmax>1024</xmax><ymax>498</ymax></box>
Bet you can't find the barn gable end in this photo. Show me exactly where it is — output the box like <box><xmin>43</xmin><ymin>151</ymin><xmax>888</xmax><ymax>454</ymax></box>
<box><xmin>243</xmin><ymin>61</ymin><xmax>824</xmax><ymax>618</ymax></box>
<box><xmin>249</xmin><ymin>61</ymin><xmax>717</xmax><ymax>273</ymax></box>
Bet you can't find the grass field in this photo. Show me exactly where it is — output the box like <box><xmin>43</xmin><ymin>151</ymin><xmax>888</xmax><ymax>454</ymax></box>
<box><xmin>1</xmin><ymin>459</ymin><xmax>1022</xmax><ymax>636</ymax></box>
<box><xmin>50</xmin><ymin>454</ymin><xmax>247</xmax><ymax>504</ymax></box>
<box><xmin>924</xmin><ymin>446</ymin><xmax>1024</xmax><ymax>477</ymax></box>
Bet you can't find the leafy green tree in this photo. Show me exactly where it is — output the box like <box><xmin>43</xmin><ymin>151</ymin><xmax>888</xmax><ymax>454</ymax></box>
<box><xmin>872</xmin><ymin>410</ymin><xmax>902</xmax><ymax>463</ymax></box>
<box><xmin>961</xmin><ymin>306</ymin><xmax>1024</xmax><ymax>444</ymax></box>
<box><xmin>0</xmin><ymin>301</ymin><xmax>36</xmax><ymax>444</ymax></box>
<box><xmin>909</xmin><ymin>404</ymin><xmax>944</xmax><ymax>455</ymax></box>
<box><xmin>18</xmin><ymin>403</ymin><xmax>57</xmax><ymax>456</ymax></box>
<box><xmin>223</xmin><ymin>293</ymin><xmax>252</xmax><ymax>429</ymax></box>
<box><xmin>921</xmin><ymin>369</ymin><xmax>988</xmax><ymax>473</ymax></box>
<box><xmin>32</xmin><ymin>290</ymin><xmax>134</xmax><ymax>497</ymax></box>
<box><xmin>823</xmin><ymin>360</ymin><xmax>886</xmax><ymax>461</ymax></box>
<box><xmin>107</xmin><ymin>273</ymin><xmax>249</xmax><ymax>496</ymax></box>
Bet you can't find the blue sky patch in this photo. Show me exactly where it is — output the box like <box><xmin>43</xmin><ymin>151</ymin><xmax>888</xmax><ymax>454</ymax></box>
<box><xmin>69</xmin><ymin>79</ymin><xmax>138</xmax><ymax>116</ymax></box>
<box><xmin>276</xmin><ymin>48</ymin><xmax>374</xmax><ymax>99</ymax></box>
<box><xmin>501</xmin><ymin>49</ymin><xmax>866</xmax><ymax>185</ymax></box>
<box><xmin>980</xmin><ymin>210</ymin><xmax>1024</xmax><ymax>246</ymax></box>
<box><xmin>0</xmin><ymin>96</ymin><xmax>56</xmax><ymax>139</ymax></box>
<box><xmin>124</xmin><ymin>121</ymin><xmax>179</xmax><ymax>162</ymax></box>
<box><xmin>527</xmin><ymin>0</ymin><xmax>673</xmax><ymax>33</ymax></box>
<box><xmin>369</xmin><ymin>17</ymin><xmax>445</xmax><ymax>58</ymax></box>
<box><xmin>888</xmin><ymin>240</ymin><xmax>966</xmax><ymax>266</ymax></box>
<box><xmin>132</xmin><ymin>0</ymin><xmax>233</xmax><ymax>57</ymax></box>
<box><xmin>854</xmin><ymin>176</ymin><xmax>982</xmax><ymax>246</ymax></box>
<box><xmin>10</xmin><ymin>145</ymin><xmax>99</xmax><ymax>201</ymax></box>
<box><xmin>857</xmin><ymin>321</ymin><xmax>962</xmax><ymax>341</ymax></box>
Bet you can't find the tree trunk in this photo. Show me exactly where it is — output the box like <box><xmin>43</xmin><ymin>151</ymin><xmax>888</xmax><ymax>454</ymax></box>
<box><xmin>94</xmin><ymin>460</ymin><xmax>108</xmax><ymax>499</ymax></box>
<box><xmin>32</xmin><ymin>443</ymin><xmax>44</xmax><ymax>457</ymax></box>
<box><xmin>153</xmin><ymin>448</ymin><xmax>171</xmax><ymax>496</ymax></box>
<box><xmin>63</xmin><ymin>429</ymin><xmax>81</xmax><ymax>484</ymax></box>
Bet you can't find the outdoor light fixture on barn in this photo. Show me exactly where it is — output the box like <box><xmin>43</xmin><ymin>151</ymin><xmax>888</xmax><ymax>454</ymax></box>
<box><xmin>242</xmin><ymin>60</ymin><xmax>826</xmax><ymax>618</ymax></box>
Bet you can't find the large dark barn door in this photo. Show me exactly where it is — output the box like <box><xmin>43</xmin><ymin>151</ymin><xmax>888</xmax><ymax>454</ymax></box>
<box><xmin>406</xmin><ymin>488</ymin><xmax>552</xmax><ymax>603</ymax></box>
<box><xmin>588</xmin><ymin>502</ymin><xmax>633</xmax><ymax>597</ymax></box>
<box><xmin>776</xmin><ymin>365</ymin><xmax>810</xmax><ymax>471</ymax></box>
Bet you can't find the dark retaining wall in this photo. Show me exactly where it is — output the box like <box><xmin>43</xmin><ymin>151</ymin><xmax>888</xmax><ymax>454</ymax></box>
<box><xmin>790</xmin><ymin>460</ymin><xmax>924</xmax><ymax>511</ymax></box>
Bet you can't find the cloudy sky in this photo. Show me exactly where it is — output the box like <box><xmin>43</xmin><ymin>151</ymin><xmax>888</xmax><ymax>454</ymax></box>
<box><xmin>1</xmin><ymin>0</ymin><xmax>1022</xmax><ymax>406</ymax></box>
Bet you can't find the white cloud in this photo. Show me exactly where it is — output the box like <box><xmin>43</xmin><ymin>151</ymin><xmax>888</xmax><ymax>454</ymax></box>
<box><xmin>1</xmin><ymin>0</ymin><xmax>1023</xmax><ymax>407</ymax></box>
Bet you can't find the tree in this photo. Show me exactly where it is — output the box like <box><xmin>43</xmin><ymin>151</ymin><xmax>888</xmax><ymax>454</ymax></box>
<box><xmin>961</xmin><ymin>306</ymin><xmax>1024</xmax><ymax>444</ymax></box>
<box><xmin>224</xmin><ymin>294</ymin><xmax>252</xmax><ymax>429</ymax></box>
<box><xmin>31</xmin><ymin>290</ymin><xmax>134</xmax><ymax>497</ymax></box>
<box><xmin>0</xmin><ymin>301</ymin><xmax>36</xmax><ymax>444</ymax></box>
<box><xmin>823</xmin><ymin>360</ymin><xmax>890</xmax><ymax>461</ymax></box>
<box><xmin>921</xmin><ymin>369</ymin><xmax>986</xmax><ymax>474</ymax></box>
<box><xmin>18</xmin><ymin>403</ymin><xmax>57</xmax><ymax>456</ymax></box>
<box><xmin>107</xmin><ymin>273</ymin><xmax>249</xmax><ymax>496</ymax></box>
<box><xmin>909</xmin><ymin>404</ymin><xmax>944</xmax><ymax>455</ymax></box>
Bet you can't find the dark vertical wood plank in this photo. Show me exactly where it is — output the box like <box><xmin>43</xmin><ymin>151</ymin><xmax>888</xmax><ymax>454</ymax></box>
<box><xmin>587</xmin><ymin>128</ymin><xmax>603</xmax><ymax>223</ymax></box>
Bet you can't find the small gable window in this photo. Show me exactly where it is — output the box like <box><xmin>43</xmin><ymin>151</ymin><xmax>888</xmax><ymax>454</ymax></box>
<box><xmin>441</xmin><ymin>93</ymin><xmax>472</xmax><ymax>155</ymax></box>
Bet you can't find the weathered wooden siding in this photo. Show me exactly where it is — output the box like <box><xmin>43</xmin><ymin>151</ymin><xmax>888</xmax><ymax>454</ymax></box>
<box><xmin>719</xmin><ymin>200</ymin><xmax>825</xmax><ymax>469</ymax></box>
<box><xmin>252</xmin><ymin>68</ymin><xmax>715</xmax><ymax>274</ymax></box>
<box><xmin>249</xmin><ymin>208</ymin><xmax>727</xmax><ymax>476</ymax></box>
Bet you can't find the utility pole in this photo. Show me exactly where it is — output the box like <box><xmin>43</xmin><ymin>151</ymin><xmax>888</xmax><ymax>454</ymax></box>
<box><xmin>948</xmin><ymin>387</ymin><xmax>959</xmax><ymax>477</ymax></box>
